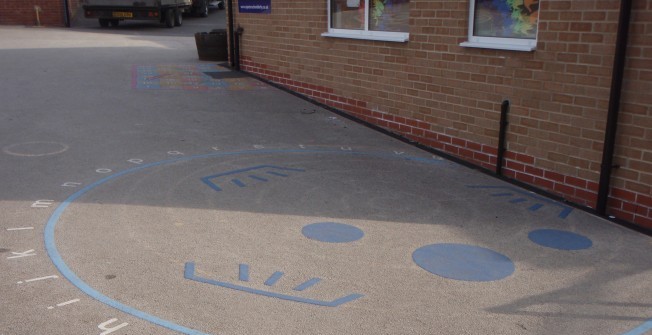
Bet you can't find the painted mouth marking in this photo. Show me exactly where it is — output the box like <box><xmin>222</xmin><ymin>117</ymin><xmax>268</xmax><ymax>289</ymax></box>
<box><xmin>184</xmin><ymin>262</ymin><xmax>364</xmax><ymax>307</ymax></box>
<box><xmin>466</xmin><ymin>185</ymin><xmax>574</xmax><ymax>219</ymax></box>
<box><xmin>201</xmin><ymin>165</ymin><xmax>306</xmax><ymax>192</ymax></box>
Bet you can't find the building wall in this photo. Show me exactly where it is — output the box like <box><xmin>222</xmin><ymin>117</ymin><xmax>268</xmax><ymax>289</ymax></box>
<box><xmin>0</xmin><ymin>0</ymin><xmax>80</xmax><ymax>27</ymax></box>
<box><xmin>611</xmin><ymin>0</ymin><xmax>652</xmax><ymax>227</ymax></box>
<box><xmin>235</xmin><ymin>0</ymin><xmax>651</xmax><ymax>229</ymax></box>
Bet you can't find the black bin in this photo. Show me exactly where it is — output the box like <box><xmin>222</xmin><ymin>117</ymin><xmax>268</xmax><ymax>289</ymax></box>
<box><xmin>195</xmin><ymin>29</ymin><xmax>228</xmax><ymax>61</ymax></box>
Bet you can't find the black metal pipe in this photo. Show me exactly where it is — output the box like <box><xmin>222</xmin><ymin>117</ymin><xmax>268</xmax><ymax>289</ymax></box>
<box><xmin>596</xmin><ymin>0</ymin><xmax>633</xmax><ymax>215</ymax></box>
<box><xmin>234</xmin><ymin>26</ymin><xmax>243</xmax><ymax>71</ymax></box>
<box><xmin>63</xmin><ymin>0</ymin><xmax>71</xmax><ymax>27</ymax></box>
<box><xmin>227</xmin><ymin>0</ymin><xmax>235</xmax><ymax>68</ymax></box>
<box><xmin>496</xmin><ymin>100</ymin><xmax>509</xmax><ymax>176</ymax></box>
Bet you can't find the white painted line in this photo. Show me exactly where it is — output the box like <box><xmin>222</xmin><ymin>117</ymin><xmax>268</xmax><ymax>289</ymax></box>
<box><xmin>6</xmin><ymin>227</ymin><xmax>34</xmax><ymax>231</ymax></box>
<box><xmin>61</xmin><ymin>182</ymin><xmax>82</xmax><ymax>187</ymax></box>
<box><xmin>7</xmin><ymin>250</ymin><xmax>36</xmax><ymax>259</ymax></box>
<box><xmin>17</xmin><ymin>275</ymin><xmax>58</xmax><ymax>284</ymax></box>
<box><xmin>31</xmin><ymin>200</ymin><xmax>54</xmax><ymax>208</ymax></box>
<box><xmin>98</xmin><ymin>318</ymin><xmax>128</xmax><ymax>334</ymax></box>
<box><xmin>48</xmin><ymin>298</ymin><xmax>80</xmax><ymax>310</ymax></box>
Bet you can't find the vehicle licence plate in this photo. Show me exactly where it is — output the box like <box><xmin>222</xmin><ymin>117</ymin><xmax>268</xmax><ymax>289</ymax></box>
<box><xmin>112</xmin><ymin>11</ymin><xmax>133</xmax><ymax>18</ymax></box>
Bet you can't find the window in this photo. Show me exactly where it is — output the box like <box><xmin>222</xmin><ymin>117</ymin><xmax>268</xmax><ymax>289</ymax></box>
<box><xmin>322</xmin><ymin>0</ymin><xmax>410</xmax><ymax>42</ymax></box>
<box><xmin>460</xmin><ymin>0</ymin><xmax>539</xmax><ymax>51</ymax></box>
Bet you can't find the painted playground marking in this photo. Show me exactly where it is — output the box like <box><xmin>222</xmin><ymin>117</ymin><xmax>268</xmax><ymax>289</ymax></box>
<box><xmin>302</xmin><ymin>222</ymin><xmax>364</xmax><ymax>243</ymax></box>
<box><xmin>201</xmin><ymin>165</ymin><xmax>305</xmax><ymax>192</ymax></box>
<box><xmin>39</xmin><ymin>148</ymin><xmax>641</xmax><ymax>335</ymax></box>
<box><xmin>132</xmin><ymin>64</ymin><xmax>268</xmax><ymax>91</ymax></box>
<box><xmin>412</xmin><ymin>244</ymin><xmax>515</xmax><ymax>282</ymax></box>
<box><xmin>466</xmin><ymin>185</ymin><xmax>574</xmax><ymax>218</ymax></box>
<box><xmin>43</xmin><ymin>148</ymin><xmax>443</xmax><ymax>335</ymax></box>
<box><xmin>2</xmin><ymin>141</ymin><xmax>69</xmax><ymax>157</ymax></box>
<box><xmin>528</xmin><ymin>229</ymin><xmax>593</xmax><ymax>250</ymax></box>
<box><xmin>184</xmin><ymin>262</ymin><xmax>364</xmax><ymax>308</ymax></box>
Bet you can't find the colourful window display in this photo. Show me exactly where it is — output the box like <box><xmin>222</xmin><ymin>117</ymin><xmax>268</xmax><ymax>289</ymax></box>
<box><xmin>329</xmin><ymin>0</ymin><xmax>410</xmax><ymax>38</ymax></box>
<box><xmin>473</xmin><ymin>0</ymin><xmax>539</xmax><ymax>39</ymax></box>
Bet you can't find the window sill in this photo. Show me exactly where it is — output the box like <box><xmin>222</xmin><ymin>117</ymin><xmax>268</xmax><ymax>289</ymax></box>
<box><xmin>322</xmin><ymin>32</ymin><xmax>409</xmax><ymax>43</ymax></box>
<box><xmin>460</xmin><ymin>41</ymin><xmax>536</xmax><ymax>52</ymax></box>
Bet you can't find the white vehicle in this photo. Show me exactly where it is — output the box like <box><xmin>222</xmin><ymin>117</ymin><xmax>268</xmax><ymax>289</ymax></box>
<box><xmin>82</xmin><ymin>0</ymin><xmax>209</xmax><ymax>28</ymax></box>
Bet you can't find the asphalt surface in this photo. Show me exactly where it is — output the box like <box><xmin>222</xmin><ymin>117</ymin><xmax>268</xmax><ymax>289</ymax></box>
<box><xmin>1</xmin><ymin>9</ymin><xmax>651</xmax><ymax>335</ymax></box>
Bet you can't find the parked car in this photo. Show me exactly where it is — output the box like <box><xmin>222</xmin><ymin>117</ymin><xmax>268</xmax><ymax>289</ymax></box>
<box><xmin>208</xmin><ymin>0</ymin><xmax>224</xmax><ymax>9</ymax></box>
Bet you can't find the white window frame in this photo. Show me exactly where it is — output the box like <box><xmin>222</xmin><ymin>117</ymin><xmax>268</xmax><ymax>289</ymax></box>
<box><xmin>322</xmin><ymin>0</ymin><xmax>409</xmax><ymax>43</ymax></box>
<box><xmin>460</xmin><ymin>0</ymin><xmax>538</xmax><ymax>51</ymax></box>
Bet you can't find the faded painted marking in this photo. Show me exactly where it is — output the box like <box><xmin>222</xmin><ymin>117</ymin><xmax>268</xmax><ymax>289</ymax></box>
<box><xmin>264</xmin><ymin>272</ymin><xmax>284</xmax><ymax>287</ymax></box>
<box><xmin>184</xmin><ymin>262</ymin><xmax>363</xmax><ymax>307</ymax></box>
<box><xmin>293</xmin><ymin>278</ymin><xmax>321</xmax><ymax>291</ymax></box>
<box><xmin>17</xmin><ymin>275</ymin><xmax>58</xmax><ymax>284</ymax></box>
<box><xmin>232</xmin><ymin>179</ymin><xmax>246</xmax><ymax>188</ymax></box>
<box><xmin>47</xmin><ymin>298</ymin><xmax>80</xmax><ymax>310</ymax></box>
<box><xmin>239</xmin><ymin>264</ymin><xmax>249</xmax><ymax>282</ymax></box>
<box><xmin>98</xmin><ymin>318</ymin><xmax>129</xmax><ymax>335</ymax></box>
<box><xmin>128</xmin><ymin>159</ymin><xmax>144</xmax><ymax>164</ymax></box>
<box><xmin>212</xmin><ymin>147</ymin><xmax>220</xmax><ymax>151</ymax></box>
<box><xmin>32</xmin><ymin>200</ymin><xmax>54</xmax><ymax>208</ymax></box>
<box><xmin>7</xmin><ymin>249</ymin><xmax>36</xmax><ymax>259</ymax></box>
<box><xmin>491</xmin><ymin>193</ymin><xmax>514</xmax><ymax>197</ymax></box>
<box><xmin>7</xmin><ymin>227</ymin><xmax>34</xmax><ymax>231</ymax></box>
<box><xmin>201</xmin><ymin>165</ymin><xmax>305</xmax><ymax>192</ymax></box>
<box><xmin>96</xmin><ymin>169</ymin><xmax>112</xmax><ymax>174</ymax></box>
<box><xmin>62</xmin><ymin>182</ymin><xmax>82</xmax><ymax>187</ymax></box>
<box><xmin>299</xmin><ymin>144</ymin><xmax>306</xmax><ymax>149</ymax></box>
<box><xmin>341</xmin><ymin>146</ymin><xmax>352</xmax><ymax>151</ymax></box>
<box><xmin>266</xmin><ymin>171</ymin><xmax>289</xmax><ymax>177</ymax></box>
<box><xmin>394</xmin><ymin>151</ymin><xmax>405</xmax><ymax>155</ymax></box>
<box><xmin>528</xmin><ymin>203</ymin><xmax>544</xmax><ymax>211</ymax></box>
<box><xmin>168</xmin><ymin>151</ymin><xmax>184</xmax><ymax>156</ymax></box>
<box><xmin>467</xmin><ymin>185</ymin><xmax>574</xmax><ymax>219</ymax></box>
<box><xmin>248</xmin><ymin>175</ymin><xmax>268</xmax><ymax>182</ymax></box>
<box><xmin>253</xmin><ymin>145</ymin><xmax>265</xmax><ymax>149</ymax></box>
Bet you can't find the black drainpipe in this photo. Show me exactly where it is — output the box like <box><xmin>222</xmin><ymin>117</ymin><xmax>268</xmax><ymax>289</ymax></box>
<box><xmin>596</xmin><ymin>0</ymin><xmax>633</xmax><ymax>215</ymax></box>
<box><xmin>496</xmin><ymin>100</ymin><xmax>509</xmax><ymax>176</ymax></box>
<box><xmin>234</xmin><ymin>26</ymin><xmax>243</xmax><ymax>70</ymax></box>
<box><xmin>63</xmin><ymin>0</ymin><xmax>71</xmax><ymax>27</ymax></box>
<box><xmin>227</xmin><ymin>0</ymin><xmax>236</xmax><ymax>68</ymax></box>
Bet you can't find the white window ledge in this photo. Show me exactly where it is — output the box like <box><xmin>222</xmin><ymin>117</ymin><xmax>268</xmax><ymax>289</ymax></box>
<box><xmin>460</xmin><ymin>41</ymin><xmax>536</xmax><ymax>52</ymax></box>
<box><xmin>322</xmin><ymin>32</ymin><xmax>409</xmax><ymax>43</ymax></box>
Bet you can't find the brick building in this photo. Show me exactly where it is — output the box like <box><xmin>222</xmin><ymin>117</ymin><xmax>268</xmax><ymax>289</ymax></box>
<box><xmin>230</xmin><ymin>0</ymin><xmax>651</xmax><ymax>231</ymax></box>
<box><xmin>0</xmin><ymin>0</ymin><xmax>80</xmax><ymax>26</ymax></box>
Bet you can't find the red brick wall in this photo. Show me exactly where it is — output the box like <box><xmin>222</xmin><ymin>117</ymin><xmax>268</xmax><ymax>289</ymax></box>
<box><xmin>233</xmin><ymin>0</ymin><xmax>651</xmax><ymax>228</ymax></box>
<box><xmin>609</xmin><ymin>0</ymin><xmax>652</xmax><ymax>228</ymax></box>
<box><xmin>0</xmin><ymin>0</ymin><xmax>75</xmax><ymax>27</ymax></box>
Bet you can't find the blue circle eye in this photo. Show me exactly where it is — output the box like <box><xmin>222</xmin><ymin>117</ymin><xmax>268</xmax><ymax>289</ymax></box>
<box><xmin>302</xmin><ymin>222</ymin><xmax>364</xmax><ymax>243</ymax></box>
<box><xmin>412</xmin><ymin>243</ymin><xmax>515</xmax><ymax>282</ymax></box>
<box><xmin>528</xmin><ymin>229</ymin><xmax>593</xmax><ymax>250</ymax></box>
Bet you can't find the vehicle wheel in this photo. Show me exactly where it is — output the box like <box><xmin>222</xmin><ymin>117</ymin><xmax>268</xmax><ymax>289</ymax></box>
<box><xmin>164</xmin><ymin>9</ymin><xmax>174</xmax><ymax>28</ymax></box>
<box><xmin>174</xmin><ymin>9</ymin><xmax>183</xmax><ymax>26</ymax></box>
<box><xmin>99</xmin><ymin>18</ymin><xmax>109</xmax><ymax>27</ymax></box>
<box><xmin>109</xmin><ymin>19</ymin><xmax>120</xmax><ymax>27</ymax></box>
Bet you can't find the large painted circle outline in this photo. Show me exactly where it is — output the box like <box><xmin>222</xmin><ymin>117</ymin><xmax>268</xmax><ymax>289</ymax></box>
<box><xmin>44</xmin><ymin>148</ymin><xmax>445</xmax><ymax>335</ymax></box>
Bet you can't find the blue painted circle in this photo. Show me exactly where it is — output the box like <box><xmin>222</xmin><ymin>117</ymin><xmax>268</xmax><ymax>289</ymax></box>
<box><xmin>412</xmin><ymin>243</ymin><xmax>515</xmax><ymax>282</ymax></box>
<box><xmin>302</xmin><ymin>222</ymin><xmax>364</xmax><ymax>243</ymax></box>
<box><xmin>528</xmin><ymin>229</ymin><xmax>592</xmax><ymax>250</ymax></box>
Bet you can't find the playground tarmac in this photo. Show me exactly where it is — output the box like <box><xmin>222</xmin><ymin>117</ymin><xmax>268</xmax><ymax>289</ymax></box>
<box><xmin>0</xmin><ymin>16</ymin><xmax>651</xmax><ymax>335</ymax></box>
